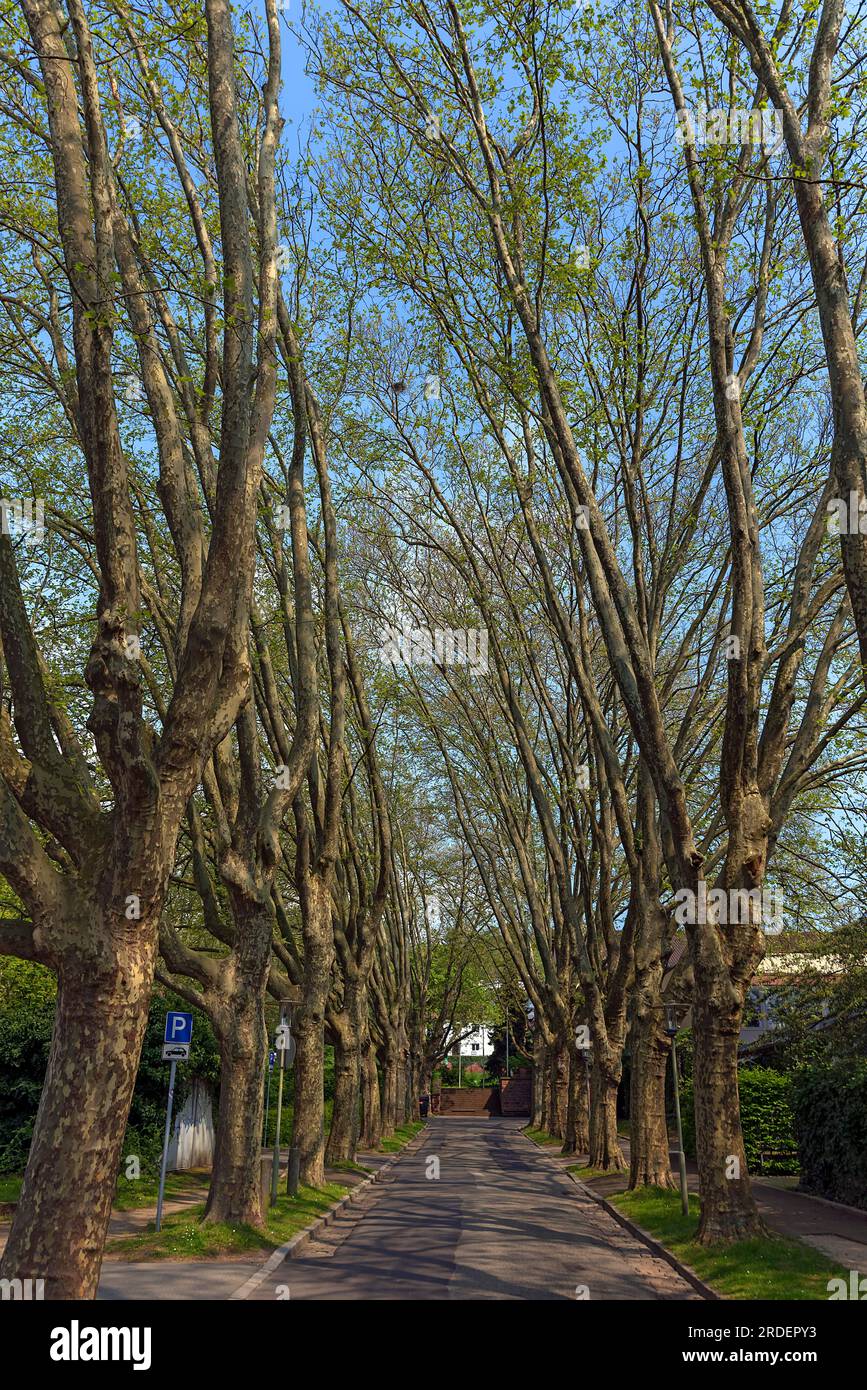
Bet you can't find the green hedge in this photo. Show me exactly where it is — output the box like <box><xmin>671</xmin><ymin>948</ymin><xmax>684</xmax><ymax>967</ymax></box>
<box><xmin>681</xmin><ymin>1067</ymin><xmax>797</xmax><ymax>1175</ymax></box>
<box><xmin>791</xmin><ymin>1063</ymin><xmax>867</xmax><ymax>1210</ymax></box>
<box><xmin>0</xmin><ymin>960</ymin><xmax>55</xmax><ymax>1171</ymax></box>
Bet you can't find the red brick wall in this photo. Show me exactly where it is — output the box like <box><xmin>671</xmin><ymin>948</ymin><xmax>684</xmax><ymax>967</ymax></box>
<box><xmin>500</xmin><ymin>1074</ymin><xmax>532</xmax><ymax>1116</ymax></box>
<box><xmin>439</xmin><ymin>1087</ymin><xmax>501</xmax><ymax>1115</ymax></box>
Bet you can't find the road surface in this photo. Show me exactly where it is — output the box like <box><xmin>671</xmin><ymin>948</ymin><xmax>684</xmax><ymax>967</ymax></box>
<box><xmin>247</xmin><ymin>1117</ymin><xmax>700</xmax><ymax>1300</ymax></box>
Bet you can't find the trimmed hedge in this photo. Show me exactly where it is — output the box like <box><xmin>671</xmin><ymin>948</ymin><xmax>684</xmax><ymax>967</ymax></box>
<box><xmin>791</xmin><ymin>1062</ymin><xmax>867</xmax><ymax>1211</ymax></box>
<box><xmin>681</xmin><ymin>1067</ymin><xmax>797</xmax><ymax>1175</ymax></box>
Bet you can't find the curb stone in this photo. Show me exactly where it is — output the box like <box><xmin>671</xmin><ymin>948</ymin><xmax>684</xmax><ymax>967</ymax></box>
<box><xmin>521</xmin><ymin>1128</ymin><xmax>718</xmax><ymax>1302</ymax></box>
<box><xmin>230</xmin><ymin>1124</ymin><xmax>429</xmax><ymax>1300</ymax></box>
<box><xmin>567</xmin><ymin>1173</ymin><xmax>719</xmax><ymax>1300</ymax></box>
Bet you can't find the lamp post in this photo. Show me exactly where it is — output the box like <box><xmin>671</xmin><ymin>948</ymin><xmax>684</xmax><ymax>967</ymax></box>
<box><xmin>664</xmin><ymin>1004</ymin><xmax>690</xmax><ymax>1217</ymax></box>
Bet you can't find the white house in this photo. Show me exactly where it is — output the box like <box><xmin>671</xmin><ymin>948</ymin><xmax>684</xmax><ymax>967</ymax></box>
<box><xmin>456</xmin><ymin>1025</ymin><xmax>493</xmax><ymax>1058</ymax></box>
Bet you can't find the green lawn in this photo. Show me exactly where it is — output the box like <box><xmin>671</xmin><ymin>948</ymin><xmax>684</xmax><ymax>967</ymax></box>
<box><xmin>610</xmin><ymin>1186</ymin><xmax>848</xmax><ymax>1300</ymax></box>
<box><xmin>113</xmin><ymin>1169</ymin><xmax>211</xmax><ymax>1211</ymax></box>
<box><xmin>523</xmin><ymin>1127</ymin><xmax>563</xmax><ymax>1147</ymax></box>
<box><xmin>3</xmin><ymin>1169</ymin><xmax>211</xmax><ymax>1215</ymax></box>
<box><xmin>376</xmin><ymin>1120</ymin><xmax>424</xmax><ymax>1153</ymax></box>
<box><xmin>105</xmin><ymin>1182</ymin><xmax>350</xmax><ymax>1261</ymax></box>
<box><xmin>0</xmin><ymin>1173</ymin><xmax>22</xmax><ymax>1207</ymax></box>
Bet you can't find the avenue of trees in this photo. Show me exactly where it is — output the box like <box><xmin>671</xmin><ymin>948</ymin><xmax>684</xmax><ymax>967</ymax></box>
<box><xmin>0</xmin><ymin>0</ymin><xmax>865</xmax><ymax>1295</ymax></box>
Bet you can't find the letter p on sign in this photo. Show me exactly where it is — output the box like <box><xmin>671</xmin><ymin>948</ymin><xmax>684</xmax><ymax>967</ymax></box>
<box><xmin>164</xmin><ymin>1012</ymin><xmax>193</xmax><ymax>1045</ymax></box>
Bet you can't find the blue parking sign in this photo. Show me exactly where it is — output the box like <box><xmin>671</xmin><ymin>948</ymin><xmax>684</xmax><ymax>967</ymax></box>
<box><xmin>164</xmin><ymin>1011</ymin><xmax>193</xmax><ymax>1045</ymax></box>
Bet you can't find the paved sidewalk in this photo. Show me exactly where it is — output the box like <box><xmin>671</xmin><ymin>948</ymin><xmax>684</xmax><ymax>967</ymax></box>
<box><xmin>99</xmin><ymin>1261</ymin><xmax>264</xmax><ymax>1300</ymax></box>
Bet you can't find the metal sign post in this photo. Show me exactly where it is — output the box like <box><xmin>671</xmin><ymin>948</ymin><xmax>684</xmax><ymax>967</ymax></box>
<box><xmin>664</xmin><ymin>1004</ymin><xmax>690</xmax><ymax>1217</ymax></box>
<box><xmin>270</xmin><ymin>1005</ymin><xmax>295</xmax><ymax>1207</ymax></box>
<box><xmin>155</xmin><ymin>1012</ymin><xmax>193</xmax><ymax>1232</ymax></box>
<box><xmin>263</xmin><ymin>1050</ymin><xmax>276</xmax><ymax>1148</ymax></box>
<box><xmin>155</xmin><ymin>1060</ymin><xmax>177</xmax><ymax>1233</ymax></box>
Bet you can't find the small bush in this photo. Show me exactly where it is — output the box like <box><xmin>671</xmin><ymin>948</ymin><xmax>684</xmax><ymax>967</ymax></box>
<box><xmin>681</xmin><ymin>1067</ymin><xmax>797</xmax><ymax>1175</ymax></box>
<box><xmin>791</xmin><ymin>1062</ymin><xmax>867</xmax><ymax>1210</ymax></box>
<box><xmin>440</xmin><ymin>1061</ymin><xmax>490</xmax><ymax>1088</ymax></box>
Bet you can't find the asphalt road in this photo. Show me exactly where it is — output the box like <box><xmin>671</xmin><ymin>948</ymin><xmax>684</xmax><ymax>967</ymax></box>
<box><xmin>248</xmin><ymin>1117</ymin><xmax>700</xmax><ymax>1301</ymax></box>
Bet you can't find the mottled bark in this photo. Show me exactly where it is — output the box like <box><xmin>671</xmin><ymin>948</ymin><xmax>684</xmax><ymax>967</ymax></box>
<box><xmin>628</xmin><ymin>1003</ymin><xmax>674</xmax><ymax>1190</ymax></box>
<box><xmin>325</xmin><ymin>987</ymin><xmax>362</xmax><ymax>1165</ymax></box>
<box><xmin>562</xmin><ymin>1041</ymin><xmax>590</xmax><ymax>1155</ymax></box>
<box><xmin>380</xmin><ymin>1035</ymin><xmax>400</xmax><ymax>1136</ymax></box>
<box><xmin>292</xmin><ymin>874</ymin><xmax>333</xmax><ymax>1188</ymax></box>
<box><xmin>202</xmin><ymin>903</ymin><xmax>273</xmax><ymax>1225</ymax></box>
<box><xmin>547</xmin><ymin>1042</ymin><xmax>567</xmax><ymax>1139</ymax></box>
<box><xmin>589</xmin><ymin>1055</ymin><xmax>626</xmax><ymax>1171</ymax></box>
<box><xmin>0</xmin><ymin>930</ymin><xmax>156</xmax><ymax>1297</ymax></box>
<box><xmin>360</xmin><ymin>1035</ymin><xmax>382</xmax><ymax>1149</ymax></box>
<box><xmin>532</xmin><ymin>1033</ymin><xmax>546</xmax><ymax>1130</ymax></box>
<box><xmin>692</xmin><ymin>993</ymin><xmax>767</xmax><ymax>1242</ymax></box>
<box><xmin>204</xmin><ymin>1001</ymin><xmax>267</xmax><ymax>1226</ymax></box>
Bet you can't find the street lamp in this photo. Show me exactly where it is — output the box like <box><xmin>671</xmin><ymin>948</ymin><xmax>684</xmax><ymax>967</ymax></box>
<box><xmin>664</xmin><ymin>1004</ymin><xmax>690</xmax><ymax>1218</ymax></box>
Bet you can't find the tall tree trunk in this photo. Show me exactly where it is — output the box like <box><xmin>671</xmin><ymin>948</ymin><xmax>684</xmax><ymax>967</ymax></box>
<box><xmin>547</xmin><ymin>1041</ymin><xmax>567</xmax><ymax>1138</ymax></box>
<box><xmin>293</xmin><ymin>1009</ymin><xmax>326</xmax><ymax>1188</ymax></box>
<box><xmin>532</xmin><ymin>1032</ymin><xmax>546</xmax><ymax>1129</ymax></box>
<box><xmin>405</xmin><ymin>1045</ymin><xmax>419</xmax><ymax>1123</ymax></box>
<box><xmin>397</xmin><ymin>1018</ymin><xmax>412</xmax><ymax>1123</ymax></box>
<box><xmin>202</xmin><ymin>900</ymin><xmax>273</xmax><ymax>1225</ymax></box>
<box><xmin>292</xmin><ymin>874</ymin><xmax>333</xmax><ymax>1188</ymax></box>
<box><xmin>204</xmin><ymin>996</ymin><xmax>267</xmax><ymax>1225</ymax></box>
<box><xmin>628</xmin><ymin>968</ymin><xmax>676</xmax><ymax>1190</ymax></box>
<box><xmin>692</xmin><ymin>992</ymin><xmax>766</xmax><ymax>1241</ymax></box>
<box><xmin>325</xmin><ymin>987</ymin><xmax>362</xmax><ymax>1165</ymax></box>
<box><xmin>360</xmin><ymin>1034</ymin><xmax>382</xmax><ymax>1149</ymax></box>
<box><xmin>630</xmin><ymin>950</ymin><xmax>678</xmax><ymax>1189</ymax></box>
<box><xmin>380</xmin><ymin>1035</ymin><xmax>398</xmax><ymax>1137</ymax></box>
<box><xmin>0</xmin><ymin>931</ymin><xmax>155</xmax><ymax>1298</ymax></box>
<box><xmin>562</xmin><ymin>1040</ymin><xmax>590</xmax><ymax>1154</ymax></box>
<box><xmin>589</xmin><ymin>1053</ymin><xmax>626</xmax><ymax>1171</ymax></box>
